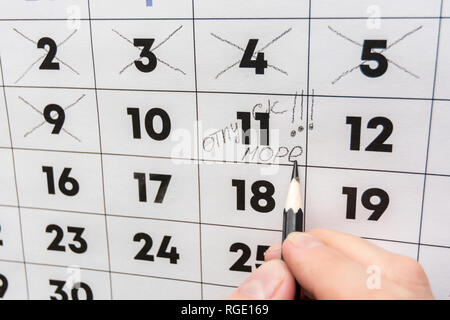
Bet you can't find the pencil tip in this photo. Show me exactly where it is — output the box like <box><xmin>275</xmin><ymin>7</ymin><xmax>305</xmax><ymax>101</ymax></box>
<box><xmin>291</xmin><ymin>161</ymin><xmax>299</xmax><ymax>180</ymax></box>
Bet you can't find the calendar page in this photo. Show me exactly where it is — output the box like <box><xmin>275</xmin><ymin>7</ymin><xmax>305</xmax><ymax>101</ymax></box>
<box><xmin>0</xmin><ymin>0</ymin><xmax>449</xmax><ymax>300</ymax></box>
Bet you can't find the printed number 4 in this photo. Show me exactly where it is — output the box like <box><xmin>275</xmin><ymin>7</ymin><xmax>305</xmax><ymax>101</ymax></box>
<box><xmin>240</xmin><ymin>39</ymin><xmax>268</xmax><ymax>75</ymax></box>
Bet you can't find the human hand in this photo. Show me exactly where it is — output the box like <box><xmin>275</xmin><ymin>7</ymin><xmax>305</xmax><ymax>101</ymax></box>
<box><xmin>226</xmin><ymin>229</ymin><xmax>434</xmax><ymax>300</ymax></box>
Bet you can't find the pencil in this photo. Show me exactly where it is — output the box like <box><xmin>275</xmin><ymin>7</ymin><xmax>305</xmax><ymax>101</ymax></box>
<box><xmin>282</xmin><ymin>160</ymin><xmax>304</xmax><ymax>299</ymax></box>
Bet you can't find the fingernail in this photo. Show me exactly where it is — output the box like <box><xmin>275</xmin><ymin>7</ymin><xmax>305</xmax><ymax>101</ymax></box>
<box><xmin>238</xmin><ymin>260</ymin><xmax>286</xmax><ymax>299</ymax></box>
<box><xmin>286</xmin><ymin>232</ymin><xmax>324</xmax><ymax>249</ymax></box>
<box><xmin>264</xmin><ymin>243</ymin><xmax>281</xmax><ymax>256</ymax></box>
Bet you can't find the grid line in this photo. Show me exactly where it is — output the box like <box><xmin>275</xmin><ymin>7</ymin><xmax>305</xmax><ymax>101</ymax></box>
<box><xmin>303</xmin><ymin>0</ymin><xmax>312</xmax><ymax>231</ymax></box>
<box><xmin>2</xmin><ymin>17</ymin><xmax>450</xmax><ymax>21</ymax></box>
<box><xmin>417</xmin><ymin>0</ymin><xmax>445</xmax><ymax>261</ymax></box>
<box><xmin>0</xmin><ymin>56</ymin><xmax>30</xmax><ymax>299</ymax></box>
<box><xmin>0</xmin><ymin>144</ymin><xmax>441</xmax><ymax>177</ymax></box>
<box><xmin>3</xmin><ymin>203</ymin><xmax>445</xmax><ymax>249</ymax></box>
<box><xmin>5</xmin><ymin>84</ymin><xmax>450</xmax><ymax>102</ymax></box>
<box><xmin>191</xmin><ymin>0</ymin><xmax>205</xmax><ymax>300</ymax></box>
<box><xmin>86</xmin><ymin>0</ymin><xmax>114</xmax><ymax>299</ymax></box>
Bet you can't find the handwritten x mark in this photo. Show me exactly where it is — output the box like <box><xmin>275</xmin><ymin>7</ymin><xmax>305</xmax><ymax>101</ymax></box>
<box><xmin>329</xmin><ymin>25</ymin><xmax>423</xmax><ymax>84</ymax></box>
<box><xmin>112</xmin><ymin>26</ymin><xmax>186</xmax><ymax>75</ymax></box>
<box><xmin>13</xmin><ymin>28</ymin><xmax>80</xmax><ymax>84</ymax></box>
<box><xmin>20</xmin><ymin>95</ymin><xmax>85</xmax><ymax>142</ymax></box>
<box><xmin>211</xmin><ymin>28</ymin><xmax>292</xmax><ymax>79</ymax></box>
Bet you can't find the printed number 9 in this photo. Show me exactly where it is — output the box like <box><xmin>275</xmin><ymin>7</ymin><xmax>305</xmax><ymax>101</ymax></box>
<box><xmin>44</xmin><ymin>104</ymin><xmax>65</xmax><ymax>134</ymax></box>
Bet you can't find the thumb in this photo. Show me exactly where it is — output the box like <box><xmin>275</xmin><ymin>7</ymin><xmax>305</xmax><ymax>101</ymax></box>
<box><xmin>226</xmin><ymin>260</ymin><xmax>296</xmax><ymax>300</ymax></box>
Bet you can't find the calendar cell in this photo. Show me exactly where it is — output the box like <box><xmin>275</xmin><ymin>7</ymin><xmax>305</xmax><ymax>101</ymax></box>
<box><xmin>203</xmin><ymin>284</ymin><xmax>235</xmax><ymax>300</ymax></box>
<box><xmin>200</xmin><ymin>162</ymin><xmax>305</xmax><ymax>230</ymax></box>
<box><xmin>435</xmin><ymin>20</ymin><xmax>450</xmax><ymax>100</ymax></box>
<box><xmin>428</xmin><ymin>103</ymin><xmax>450</xmax><ymax>175</ymax></box>
<box><xmin>306</xmin><ymin>167</ymin><xmax>423</xmax><ymax>243</ymax></box>
<box><xmin>98</xmin><ymin>90</ymin><xmax>197</xmax><ymax>159</ymax></box>
<box><xmin>419</xmin><ymin>245</ymin><xmax>450</xmax><ymax>300</ymax></box>
<box><xmin>0</xmin><ymin>88</ymin><xmax>11</xmax><ymax>149</ymax></box>
<box><xmin>308</xmin><ymin>97</ymin><xmax>430</xmax><ymax>173</ymax></box>
<box><xmin>202</xmin><ymin>224</ymin><xmax>280</xmax><ymax>287</ymax></box>
<box><xmin>421</xmin><ymin>175</ymin><xmax>450</xmax><ymax>247</ymax></box>
<box><xmin>107</xmin><ymin>216</ymin><xmax>201</xmax><ymax>282</ymax></box>
<box><xmin>311</xmin><ymin>0</ymin><xmax>441</xmax><ymax>18</ymax></box>
<box><xmin>0</xmin><ymin>0</ymin><xmax>89</xmax><ymax>20</ymax></box>
<box><xmin>0</xmin><ymin>261</ymin><xmax>27</xmax><ymax>300</ymax></box>
<box><xmin>90</xmin><ymin>0</ymin><xmax>192</xmax><ymax>19</ymax></box>
<box><xmin>21</xmin><ymin>208</ymin><xmax>109</xmax><ymax>271</ymax></box>
<box><xmin>0</xmin><ymin>207</ymin><xmax>24</xmax><ymax>262</ymax></box>
<box><xmin>91</xmin><ymin>20</ymin><xmax>195</xmax><ymax>91</ymax></box>
<box><xmin>27</xmin><ymin>264</ymin><xmax>111</xmax><ymax>300</ymax></box>
<box><xmin>0</xmin><ymin>21</ymin><xmax>94</xmax><ymax>88</ymax></box>
<box><xmin>444</xmin><ymin>0</ymin><xmax>450</xmax><ymax>18</ymax></box>
<box><xmin>103</xmin><ymin>155</ymin><xmax>199</xmax><ymax>222</ymax></box>
<box><xmin>195</xmin><ymin>20</ymin><xmax>308</xmax><ymax>95</ymax></box>
<box><xmin>198</xmin><ymin>93</ymin><xmax>306</xmax><ymax>165</ymax></box>
<box><xmin>309</xmin><ymin>19</ymin><xmax>439</xmax><ymax>99</ymax></box>
<box><xmin>195</xmin><ymin>0</ymin><xmax>309</xmax><ymax>18</ymax></box>
<box><xmin>0</xmin><ymin>149</ymin><xmax>17</xmax><ymax>207</ymax></box>
<box><xmin>6</xmin><ymin>87</ymin><xmax>100</xmax><ymax>153</ymax></box>
<box><xmin>111</xmin><ymin>273</ymin><xmax>201</xmax><ymax>300</ymax></box>
<box><xmin>14</xmin><ymin>150</ymin><xmax>104</xmax><ymax>214</ymax></box>
<box><xmin>367</xmin><ymin>239</ymin><xmax>418</xmax><ymax>260</ymax></box>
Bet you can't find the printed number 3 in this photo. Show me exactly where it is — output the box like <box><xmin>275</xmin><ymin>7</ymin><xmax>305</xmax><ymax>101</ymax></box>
<box><xmin>134</xmin><ymin>38</ymin><xmax>157</xmax><ymax>73</ymax></box>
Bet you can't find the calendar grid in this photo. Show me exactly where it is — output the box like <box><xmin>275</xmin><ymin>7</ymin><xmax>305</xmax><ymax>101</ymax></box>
<box><xmin>86</xmin><ymin>0</ymin><xmax>114</xmax><ymax>299</ymax></box>
<box><xmin>191</xmin><ymin>0</ymin><xmax>205</xmax><ymax>299</ymax></box>
<box><xmin>0</xmin><ymin>56</ymin><xmax>30</xmax><ymax>299</ymax></box>
<box><xmin>0</xmin><ymin>0</ymin><xmax>448</xmax><ymax>299</ymax></box>
<box><xmin>417</xmin><ymin>0</ymin><xmax>445</xmax><ymax>261</ymax></box>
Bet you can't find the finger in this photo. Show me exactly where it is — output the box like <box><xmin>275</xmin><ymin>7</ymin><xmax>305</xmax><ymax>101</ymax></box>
<box><xmin>264</xmin><ymin>243</ymin><xmax>281</xmax><ymax>261</ymax></box>
<box><xmin>282</xmin><ymin>232</ymin><xmax>407</xmax><ymax>300</ymax></box>
<box><xmin>226</xmin><ymin>260</ymin><xmax>296</xmax><ymax>300</ymax></box>
<box><xmin>307</xmin><ymin>229</ymin><xmax>418</xmax><ymax>283</ymax></box>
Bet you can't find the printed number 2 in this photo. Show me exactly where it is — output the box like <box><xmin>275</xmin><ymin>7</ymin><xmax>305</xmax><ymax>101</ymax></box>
<box><xmin>240</xmin><ymin>39</ymin><xmax>268</xmax><ymax>75</ymax></box>
<box><xmin>229</xmin><ymin>243</ymin><xmax>269</xmax><ymax>272</ymax></box>
<box><xmin>38</xmin><ymin>37</ymin><xmax>60</xmax><ymax>70</ymax></box>
<box><xmin>360</xmin><ymin>40</ymin><xmax>388</xmax><ymax>78</ymax></box>
<box><xmin>346</xmin><ymin>117</ymin><xmax>393</xmax><ymax>153</ymax></box>
<box><xmin>342</xmin><ymin>187</ymin><xmax>389</xmax><ymax>221</ymax></box>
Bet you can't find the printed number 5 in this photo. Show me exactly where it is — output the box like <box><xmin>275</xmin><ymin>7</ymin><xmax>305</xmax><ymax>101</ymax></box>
<box><xmin>360</xmin><ymin>40</ymin><xmax>388</xmax><ymax>78</ymax></box>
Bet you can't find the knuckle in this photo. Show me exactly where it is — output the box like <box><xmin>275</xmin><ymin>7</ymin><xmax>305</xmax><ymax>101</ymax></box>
<box><xmin>390</xmin><ymin>254</ymin><xmax>428</xmax><ymax>285</ymax></box>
